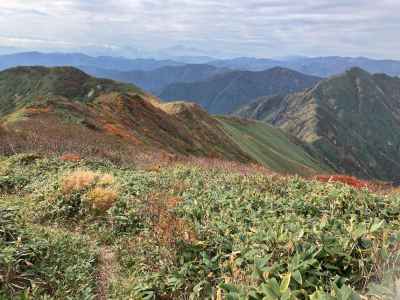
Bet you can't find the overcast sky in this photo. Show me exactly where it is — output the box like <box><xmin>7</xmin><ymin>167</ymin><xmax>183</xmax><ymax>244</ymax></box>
<box><xmin>0</xmin><ymin>0</ymin><xmax>399</xmax><ymax>59</ymax></box>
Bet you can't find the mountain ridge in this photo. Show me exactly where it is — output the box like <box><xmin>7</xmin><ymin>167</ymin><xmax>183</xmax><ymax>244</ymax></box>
<box><xmin>0</xmin><ymin>66</ymin><xmax>253</xmax><ymax>163</ymax></box>
<box><xmin>236</xmin><ymin>67</ymin><xmax>400</xmax><ymax>180</ymax></box>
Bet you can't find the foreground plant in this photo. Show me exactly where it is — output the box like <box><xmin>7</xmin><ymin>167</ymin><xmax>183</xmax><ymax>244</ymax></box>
<box><xmin>1</xmin><ymin>155</ymin><xmax>400</xmax><ymax>299</ymax></box>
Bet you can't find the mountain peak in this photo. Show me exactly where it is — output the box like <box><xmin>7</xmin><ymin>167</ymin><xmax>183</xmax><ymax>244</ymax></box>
<box><xmin>0</xmin><ymin>66</ymin><xmax>142</xmax><ymax>117</ymax></box>
<box><xmin>4</xmin><ymin>65</ymin><xmax>90</xmax><ymax>80</ymax></box>
<box><xmin>345</xmin><ymin>66</ymin><xmax>371</xmax><ymax>77</ymax></box>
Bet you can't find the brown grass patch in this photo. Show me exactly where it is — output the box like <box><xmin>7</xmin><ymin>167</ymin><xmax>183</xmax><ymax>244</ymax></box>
<box><xmin>146</xmin><ymin>194</ymin><xmax>196</xmax><ymax>246</ymax></box>
<box><xmin>166</xmin><ymin>196</ymin><xmax>183</xmax><ymax>209</ymax></box>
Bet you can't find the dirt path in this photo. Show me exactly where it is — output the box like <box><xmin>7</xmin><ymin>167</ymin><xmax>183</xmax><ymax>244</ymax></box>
<box><xmin>96</xmin><ymin>246</ymin><xmax>117</xmax><ymax>300</ymax></box>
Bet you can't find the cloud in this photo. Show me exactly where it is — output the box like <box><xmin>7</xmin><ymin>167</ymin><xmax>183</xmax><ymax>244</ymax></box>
<box><xmin>0</xmin><ymin>0</ymin><xmax>399</xmax><ymax>59</ymax></box>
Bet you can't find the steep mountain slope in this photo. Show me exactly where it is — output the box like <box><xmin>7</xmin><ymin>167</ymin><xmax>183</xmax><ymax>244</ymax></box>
<box><xmin>160</xmin><ymin>67</ymin><xmax>321</xmax><ymax>114</ymax></box>
<box><xmin>234</xmin><ymin>94</ymin><xmax>286</xmax><ymax>121</ymax></box>
<box><xmin>0</xmin><ymin>66</ymin><xmax>251</xmax><ymax>163</ymax></box>
<box><xmin>217</xmin><ymin>117</ymin><xmax>331</xmax><ymax>175</ymax></box>
<box><xmin>81</xmin><ymin>64</ymin><xmax>229</xmax><ymax>94</ymax></box>
<box><xmin>0</xmin><ymin>52</ymin><xmax>183</xmax><ymax>72</ymax></box>
<box><xmin>237</xmin><ymin>67</ymin><xmax>400</xmax><ymax>180</ymax></box>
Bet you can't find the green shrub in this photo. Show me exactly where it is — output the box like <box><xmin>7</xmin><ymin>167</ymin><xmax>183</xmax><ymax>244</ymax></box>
<box><xmin>0</xmin><ymin>207</ymin><xmax>97</xmax><ymax>299</ymax></box>
<box><xmin>0</xmin><ymin>175</ymin><xmax>29</xmax><ymax>193</ymax></box>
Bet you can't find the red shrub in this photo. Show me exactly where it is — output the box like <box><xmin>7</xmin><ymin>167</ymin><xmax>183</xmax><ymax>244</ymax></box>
<box><xmin>315</xmin><ymin>175</ymin><xmax>370</xmax><ymax>189</ymax></box>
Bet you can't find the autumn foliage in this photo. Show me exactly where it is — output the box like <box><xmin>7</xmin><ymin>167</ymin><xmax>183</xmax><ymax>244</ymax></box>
<box><xmin>314</xmin><ymin>174</ymin><xmax>370</xmax><ymax>189</ymax></box>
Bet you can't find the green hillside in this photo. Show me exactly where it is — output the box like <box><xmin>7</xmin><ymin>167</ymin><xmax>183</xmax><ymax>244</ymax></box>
<box><xmin>217</xmin><ymin>116</ymin><xmax>330</xmax><ymax>175</ymax></box>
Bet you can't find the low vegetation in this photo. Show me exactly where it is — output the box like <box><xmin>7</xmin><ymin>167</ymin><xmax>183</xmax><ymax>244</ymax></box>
<box><xmin>1</xmin><ymin>154</ymin><xmax>400</xmax><ymax>299</ymax></box>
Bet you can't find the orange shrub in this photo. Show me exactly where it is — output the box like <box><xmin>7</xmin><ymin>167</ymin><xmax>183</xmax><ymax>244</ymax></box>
<box><xmin>60</xmin><ymin>153</ymin><xmax>81</xmax><ymax>162</ymax></box>
<box><xmin>103</xmin><ymin>123</ymin><xmax>141</xmax><ymax>145</ymax></box>
<box><xmin>315</xmin><ymin>175</ymin><xmax>370</xmax><ymax>189</ymax></box>
<box><xmin>24</xmin><ymin>107</ymin><xmax>51</xmax><ymax>114</ymax></box>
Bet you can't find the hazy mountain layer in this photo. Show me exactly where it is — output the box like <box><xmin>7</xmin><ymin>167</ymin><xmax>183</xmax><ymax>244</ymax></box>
<box><xmin>160</xmin><ymin>67</ymin><xmax>321</xmax><ymax>114</ymax></box>
<box><xmin>81</xmin><ymin>64</ymin><xmax>229</xmax><ymax>94</ymax></box>
<box><xmin>0</xmin><ymin>52</ymin><xmax>183</xmax><ymax>72</ymax></box>
<box><xmin>209</xmin><ymin>56</ymin><xmax>400</xmax><ymax>76</ymax></box>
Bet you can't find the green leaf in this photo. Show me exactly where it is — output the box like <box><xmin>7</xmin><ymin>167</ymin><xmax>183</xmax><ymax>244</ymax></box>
<box><xmin>280</xmin><ymin>273</ymin><xmax>291</xmax><ymax>293</ymax></box>
<box><xmin>292</xmin><ymin>270</ymin><xmax>302</xmax><ymax>285</ymax></box>
<box><xmin>370</xmin><ymin>220</ymin><xmax>384</xmax><ymax>233</ymax></box>
<box><xmin>220</xmin><ymin>283</ymin><xmax>240</xmax><ymax>294</ymax></box>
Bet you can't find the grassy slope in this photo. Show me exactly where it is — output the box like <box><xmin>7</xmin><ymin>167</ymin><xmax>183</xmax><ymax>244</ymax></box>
<box><xmin>217</xmin><ymin>116</ymin><xmax>330</xmax><ymax>176</ymax></box>
<box><xmin>1</xmin><ymin>155</ymin><xmax>400</xmax><ymax>299</ymax></box>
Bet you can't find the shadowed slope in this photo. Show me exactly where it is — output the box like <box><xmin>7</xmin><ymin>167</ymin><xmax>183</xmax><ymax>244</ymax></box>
<box><xmin>160</xmin><ymin>67</ymin><xmax>321</xmax><ymax>114</ymax></box>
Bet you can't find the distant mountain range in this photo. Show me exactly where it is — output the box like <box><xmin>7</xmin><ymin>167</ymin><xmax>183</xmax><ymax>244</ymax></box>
<box><xmin>160</xmin><ymin>67</ymin><xmax>321</xmax><ymax>114</ymax></box>
<box><xmin>1</xmin><ymin>52</ymin><xmax>400</xmax><ymax>91</ymax></box>
<box><xmin>208</xmin><ymin>56</ymin><xmax>400</xmax><ymax>77</ymax></box>
<box><xmin>80</xmin><ymin>64</ymin><xmax>230</xmax><ymax>94</ymax></box>
<box><xmin>0</xmin><ymin>52</ymin><xmax>183</xmax><ymax>72</ymax></box>
<box><xmin>236</xmin><ymin>67</ymin><xmax>400</xmax><ymax>180</ymax></box>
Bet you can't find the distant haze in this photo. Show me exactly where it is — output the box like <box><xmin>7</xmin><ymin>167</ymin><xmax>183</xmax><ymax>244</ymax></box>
<box><xmin>0</xmin><ymin>0</ymin><xmax>400</xmax><ymax>59</ymax></box>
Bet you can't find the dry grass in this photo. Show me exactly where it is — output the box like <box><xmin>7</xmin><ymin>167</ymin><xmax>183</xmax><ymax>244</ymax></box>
<box><xmin>62</xmin><ymin>170</ymin><xmax>98</xmax><ymax>193</ymax></box>
<box><xmin>86</xmin><ymin>187</ymin><xmax>118</xmax><ymax>213</ymax></box>
<box><xmin>146</xmin><ymin>194</ymin><xmax>197</xmax><ymax>247</ymax></box>
<box><xmin>62</xmin><ymin>170</ymin><xmax>116</xmax><ymax>191</ymax></box>
<box><xmin>61</xmin><ymin>169</ymin><xmax>119</xmax><ymax>213</ymax></box>
<box><xmin>97</xmin><ymin>174</ymin><xmax>115</xmax><ymax>186</ymax></box>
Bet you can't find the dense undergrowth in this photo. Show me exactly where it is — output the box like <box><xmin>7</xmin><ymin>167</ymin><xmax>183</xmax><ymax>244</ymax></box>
<box><xmin>0</xmin><ymin>154</ymin><xmax>400</xmax><ymax>299</ymax></box>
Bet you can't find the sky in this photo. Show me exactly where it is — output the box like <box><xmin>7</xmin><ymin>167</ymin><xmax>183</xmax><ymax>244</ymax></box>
<box><xmin>0</xmin><ymin>0</ymin><xmax>399</xmax><ymax>59</ymax></box>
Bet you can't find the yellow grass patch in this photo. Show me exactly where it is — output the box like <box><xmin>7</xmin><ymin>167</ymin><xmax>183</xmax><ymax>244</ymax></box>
<box><xmin>86</xmin><ymin>187</ymin><xmax>118</xmax><ymax>213</ymax></box>
<box><xmin>62</xmin><ymin>170</ymin><xmax>98</xmax><ymax>193</ymax></box>
<box><xmin>62</xmin><ymin>170</ymin><xmax>116</xmax><ymax>193</ymax></box>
